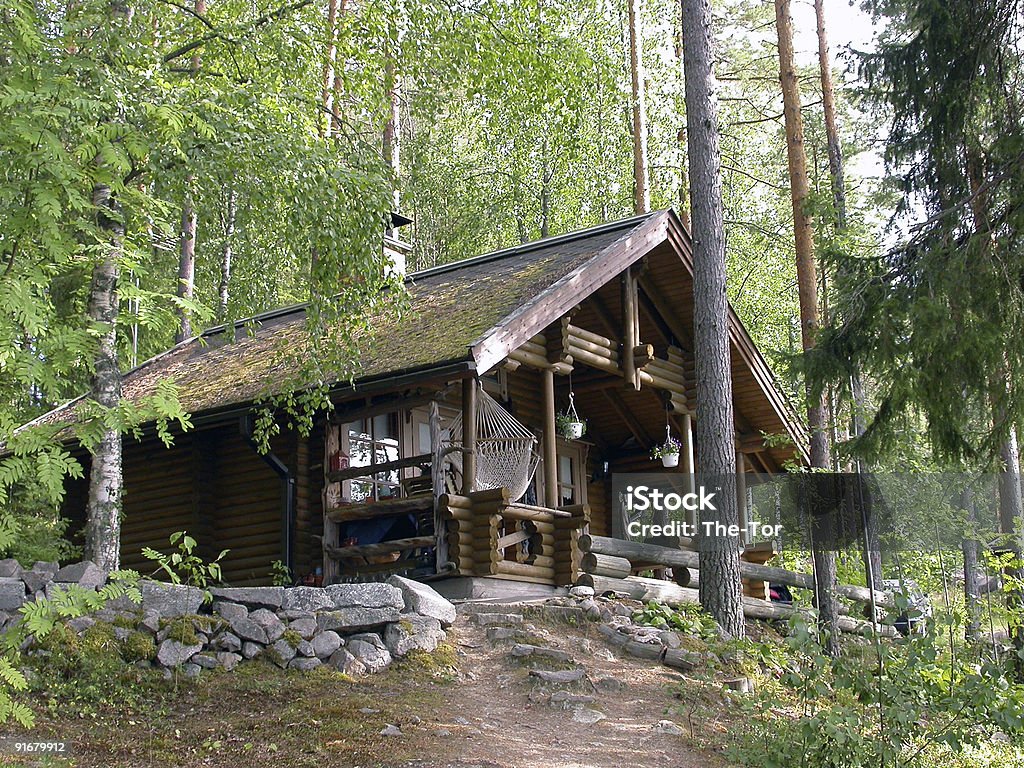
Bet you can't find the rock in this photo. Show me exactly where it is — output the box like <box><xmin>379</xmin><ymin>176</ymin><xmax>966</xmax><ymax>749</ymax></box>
<box><xmin>248</xmin><ymin>609</ymin><xmax>285</xmax><ymax>643</ymax></box>
<box><xmin>241</xmin><ymin>642</ymin><xmax>263</xmax><ymax>660</ymax></box>
<box><xmin>594</xmin><ymin>677</ymin><xmax>624</xmax><ymax>693</ymax></box>
<box><xmin>347</xmin><ymin>638</ymin><xmax>392</xmax><ymax>673</ymax></box>
<box><xmin>53</xmin><ymin>561</ymin><xmax>107</xmax><ymax>589</ymax></box>
<box><xmin>658</xmin><ymin>631</ymin><xmax>682</xmax><ymax>649</ymax></box>
<box><xmin>133</xmin><ymin>615</ymin><xmax>159</xmax><ymax>639</ymax></box>
<box><xmin>485</xmin><ymin>626</ymin><xmax>528</xmax><ymax>643</ymax></box>
<box><xmin>347</xmin><ymin>632</ymin><xmax>386</xmax><ymax>649</ymax></box>
<box><xmin>311</xmin><ymin>630</ymin><xmax>342</xmax><ymax>659</ymax></box>
<box><xmin>182</xmin><ymin>663</ymin><xmax>202</xmax><ymax>679</ymax></box>
<box><xmin>529</xmin><ymin>668</ymin><xmax>585</xmax><ymax>684</ymax></box>
<box><xmin>294</xmin><ymin>640</ymin><xmax>313</xmax><ymax>657</ymax></box>
<box><xmin>510</xmin><ymin>644</ymin><xmax>572</xmax><ymax>664</ymax></box>
<box><xmin>192</xmin><ymin>653</ymin><xmax>219</xmax><ymax>669</ymax></box>
<box><xmin>141</xmin><ymin>581</ymin><xmax>204</xmax><ymax>618</ymax></box>
<box><xmin>156</xmin><ymin>639</ymin><xmax>203</xmax><ymax>668</ymax></box>
<box><xmin>569</xmin><ymin>585</ymin><xmax>595</xmax><ymax>599</ymax></box>
<box><xmin>383</xmin><ymin>615</ymin><xmax>444</xmax><ymax>657</ymax></box>
<box><xmin>280</xmin><ymin>587</ymin><xmax>334</xmax><ymax>613</ymax></box>
<box><xmin>113</xmin><ymin>626</ymin><xmax>132</xmax><ymax>642</ymax></box>
<box><xmin>386</xmin><ymin>575</ymin><xmax>457</xmax><ymax>626</ymax></box>
<box><xmin>328</xmin><ymin>648</ymin><xmax>366</xmax><ymax>676</ymax></box>
<box><xmin>213</xmin><ymin>601</ymin><xmax>248</xmax><ymax>624</ymax></box>
<box><xmin>653</xmin><ymin>720</ymin><xmax>684</xmax><ymax>736</ymax></box>
<box><xmin>572</xmin><ymin>708</ymin><xmax>606</xmax><ymax>725</ymax></box>
<box><xmin>21</xmin><ymin>568</ymin><xmax>53</xmax><ymax>595</ymax></box>
<box><xmin>213</xmin><ymin>632</ymin><xmax>242</xmax><ymax>653</ymax></box>
<box><xmin>289</xmin><ymin>657</ymin><xmax>322</xmax><ymax>672</ymax></box>
<box><xmin>472</xmin><ymin>613</ymin><xmax>523</xmax><ymax>627</ymax></box>
<box><xmin>66</xmin><ymin>616</ymin><xmax>95</xmax><ymax>634</ymax></box>
<box><xmin>326</xmin><ymin>582</ymin><xmax>403</xmax><ymax>611</ymax></box>
<box><xmin>380</xmin><ymin>724</ymin><xmax>403</xmax><ymax>737</ymax></box>
<box><xmin>217</xmin><ymin>652</ymin><xmax>241</xmax><ymax>671</ymax></box>
<box><xmin>209</xmin><ymin>587</ymin><xmax>285</xmax><ymax>610</ymax></box>
<box><xmin>229</xmin><ymin>617</ymin><xmax>268</xmax><ymax>645</ymax></box>
<box><xmin>317</xmin><ymin>606</ymin><xmax>400</xmax><ymax>634</ymax></box>
<box><xmin>269</xmin><ymin>638</ymin><xmax>296</xmax><ymax>668</ymax></box>
<box><xmin>549</xmin><ymin>691</ymin><xmax>595</xmax><ymax>710</ymax></box>
<box><xmin>289</xmin><ymin>617</ymin><xmax>317</xmax><ymax>640</ymax></box>
<box><xmin>0</xmin><ymin>578</ymin><xmax>26</xmax><ymax>611</ymax></box>
<box><xmin>0</xmin><ymin>559</ymin><xmax>23</xmax><ymax>579</ymax></box>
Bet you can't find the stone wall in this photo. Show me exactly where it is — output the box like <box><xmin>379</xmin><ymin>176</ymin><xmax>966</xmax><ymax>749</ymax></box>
<box><xmin>0</xmin><ymin>559</ymin><xmax>456</xmax><ymax>678</ymax></box>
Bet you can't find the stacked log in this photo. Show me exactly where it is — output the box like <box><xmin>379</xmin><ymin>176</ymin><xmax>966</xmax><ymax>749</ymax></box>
<box><xmin>552</xmin><ymin>504</ymin><xmax>589</xmax><ymax>586</ymax></box>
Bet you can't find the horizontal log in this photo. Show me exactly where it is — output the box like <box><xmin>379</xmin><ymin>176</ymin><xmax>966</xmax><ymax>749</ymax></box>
<box><xmin>324</xmin><ymin>535</ymin><xmax>434</xmax><ymax>559</ymax></box>
<box><xmin>495</xmin><ymin>560</ymin><xmax>555</xmax><ymax>580</ymax></box>
<box><xmin>580</xmin><ymin>575</ymin><xmax>896</xmax><ymax>637</ymax></box>
<box><xmin>580</xmin><ymin>535</ymin><xmax>894</xmax><ymax>608</ymax></box>
<box><xmin>502</xmin><ymin>504</ymin><xmax>571</xmax><ymax>522</ymax></box>
<box><xmin>326</xmin><ymin>495</ymin><xmax>433</xmax><ymax>523</ymax></box>
<box><xmin>327</xmin><ymin>453</ymin><xmax>432</xmax><ymax>483</ymax></box>
<box><xmin>581</xmin><ymin>553</ymin><xmax>632</xmax><ymax>579</ymax></box>
<box><xmin>566</xmin><ymin>345</ymin><xmax>619</xmax><ymax>375</ymax></box>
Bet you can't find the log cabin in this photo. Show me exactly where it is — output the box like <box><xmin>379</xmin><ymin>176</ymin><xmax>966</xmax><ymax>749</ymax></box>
<box><xmin>37</xmin><ymin>209</ymin><xmax>808</xmax><ymax>597</ymax></box>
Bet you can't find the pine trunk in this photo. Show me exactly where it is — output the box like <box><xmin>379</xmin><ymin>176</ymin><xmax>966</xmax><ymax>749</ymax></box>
<box><xmin>960</xmin><ymin>487</ymin><xmax>981</xmax><ymax>644</ymax></box>
<box><xmin>85</xmin><ymin>184</ymin><xmax>124</xmax><ymax>572</ymax></box>
<box><xmin>775</xmin><ymin>0</ymin><xmax>840</xmax><ymax>656</ymax></box>
<box><xmin>628</xmin><ymin>0</ymin><xmax>650</xmax><ymax>215</ymax></box>
<box><xmin>997</xmin><ymin>427</ymin><xmax>1024</xmax><ymax>659</ymax></box>
<box><xmin>680</xmin><ymin>0</ymin><xmax>744</xmax><ymax>639</ymax></box>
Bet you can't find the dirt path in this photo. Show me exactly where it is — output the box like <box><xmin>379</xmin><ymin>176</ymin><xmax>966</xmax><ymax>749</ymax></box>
<box><xmin>398</xmin><ymin>605</ymin><xmax>730</xmax><ymax>768</ymax></box>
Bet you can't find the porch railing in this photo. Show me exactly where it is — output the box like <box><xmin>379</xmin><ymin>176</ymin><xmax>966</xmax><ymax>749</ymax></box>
<box><xmin>439</xmin><ymin>488</ymin><xmax>589</xmax><ymax>585</ymax></box>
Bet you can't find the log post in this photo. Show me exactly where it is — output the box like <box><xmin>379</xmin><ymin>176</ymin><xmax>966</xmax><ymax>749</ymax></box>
<box><xmin>461</xmin><ymin>377</ymin><xmax>477</xmax><ymax>495</ymax></box>
<box><xmin>622</xmin><ymin>270</ymin><xmax>640</xmax><ymax>390</ymax></box>
<box><xmin>543</xmin><ymin>368</ymin><xmax>558</xmax><ymax>508</ymax></box>
<box><xmin>681</xmin><ymin>412</ymin><xmax>696</xmax><ymax>526</ymax></box>
<box><xmin>736</xmin><ymin>451</ymin><xmax>749</xmax><ymax>545</ymax></box>
<box><xmin>430</xmin><ymin>401</ymin><xmax>448</xmax><ymax>572</ymax></box>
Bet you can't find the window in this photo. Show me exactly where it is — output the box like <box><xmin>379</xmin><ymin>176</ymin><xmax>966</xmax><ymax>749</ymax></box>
<box><xmin>345</xmin><ymin>413</ymin><xmax>400</xmax><ymax>502</ymax></box>
<box><xmin>537</xmin><ymin>439</ymin><xmax>588</xmax><ymax>508</ymax></box>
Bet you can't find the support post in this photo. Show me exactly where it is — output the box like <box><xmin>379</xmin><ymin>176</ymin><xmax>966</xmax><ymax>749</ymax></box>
<box><xmin>543</xmin><ymin>368</ymin><xmax>559</xmax><ymax>508</ymax></box>
<box><xmin>736</xmin><ymin>452</ymin><xmax>749</xmax><ymax>544</ymax></box>
<box><xmin>622</xmin><ymin>270</ymin><xmax>640</xmax><ymax>390</ymax></box>
<box><xmin>682</xmin><ymin>413</ymin><xmax>696</xmax><ymax>526</ymax></box>
<box><xmin>430</xmin><ymin>401</ymin><xmax>449</xmax><ymax>572</ymax></box>
<box><xmin>461</xmin><ymin>378</ymin><xmax>477</xmax><ymax>495</ymax></box>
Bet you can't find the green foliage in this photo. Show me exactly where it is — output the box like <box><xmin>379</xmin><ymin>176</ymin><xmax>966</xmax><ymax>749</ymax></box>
<box><xmin>729</xmin><ymin>616</ymin><xmax>1024</xmax><ymax>768</ymax></box>
<box><xmin>270</xmin><ymin>559</ymin><xmax>292</xmax><ymax>588</ymax></box>
<box><xmin>11</xmin><ymin>571</ymin><xmax>141</xmax><ymax>645</ymax></box>
<box><xmin>632</xmin><ymin>600</ymin><xmax>719</xmax><ymax>640</ymax></box>
<box><xmin>120</xmin><ymin>632</ymin><xmax>157</xmax><ymax>663</ymax></box>
<box><xmin>142</xmin><ymin>531</ymin><xmax>227</xmax><ymax>604</ymax></box>
<box><xmin>555</xmin><ymin>411</ymin><xmax>586</xmax><ymax>439</ymax></box>
<box><xmin>159</xmin><ymin>617</ymin><xmax>199</xmax><ymax>647</ymax></box>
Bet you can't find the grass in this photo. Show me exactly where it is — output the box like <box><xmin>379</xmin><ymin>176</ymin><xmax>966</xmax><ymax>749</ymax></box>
<box><xmin>4</xmin><ymin>649</ymin><xmax>458</xmax><ymax>768</ymax></box>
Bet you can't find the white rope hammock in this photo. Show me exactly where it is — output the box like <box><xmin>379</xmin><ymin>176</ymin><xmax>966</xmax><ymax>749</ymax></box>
<box><xmin>446</xmin><ymin>386</ymin><xmax>540</xmax><ymax>502</ymax></box>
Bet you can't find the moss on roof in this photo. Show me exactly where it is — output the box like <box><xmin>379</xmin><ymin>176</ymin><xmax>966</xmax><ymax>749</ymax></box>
<box><xmin>36</xmin><ymin>217</ymin><xmax>646</xmax><ymax>428</ymax></box>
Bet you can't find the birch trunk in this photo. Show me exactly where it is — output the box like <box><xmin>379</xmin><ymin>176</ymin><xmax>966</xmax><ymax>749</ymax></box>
<box><xmin>775</xmin><ymin>0</ymin><xmax>840</xmax><ymax>656</ymax></box>
<box><xmin>628</xmin><ymin>0</ymin><xmax>650</xmax><ymax>215</ymax></box>
<box><xmin>85</xmin><ymin>184</ymin><xmax>124</xmax><ymax>572</ymax></box>
<box><xmin>218</xmin><ymin>188</ymin><xmax>236</xmax><ymax>320</ymax></box>
<box><xmin>321</xmin><ymin>0</ymin><xmax>340</xmax><ymax>139</ymax></box>
<box><xmin>175</xmin><ymin>184</ymin><xmax>196</xmax><ymax>343</ymax></box>
<box><xmin>680</xmin><ymin>0</ymin><xmax>744</xmax><ymax>639</ymax></box>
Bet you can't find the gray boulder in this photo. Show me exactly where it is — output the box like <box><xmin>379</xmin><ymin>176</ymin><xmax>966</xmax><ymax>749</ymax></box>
<box><xmin>156</xmin><ymin>639</ymin><xmax>203</xmax><ymax>668</ymax></box>
<box><xmin>66</xmin><ymin>616</ymin><xmax>95</xmax><ymax>634</ymax></box>
<box><xmin>326</xmin><ymin>582</ymin><xmax>403</xmax><ymax>611</ymax></box>
<box><xmin>230</xmin><ymin>617</ymin><xmax>268</xmax><ymax>645</ymax></box>
<box><xmin>328</xmin><ymin>648</ymin><xmax>367</xmax><ymax>676</ymax></box>
<box><xmin>316</xmin><ymin>603</ymin><xmax>401</xmax><ymax>633</ymax></box>
<box><xmin>295</xmin><ymin>640</ymin><xmax>314</xmax><ymax>657</ymax></box>
<box><xmin>209</xmin><ymin>587</ymin><xmax>284</xmax><ymax>610</ymax></box>
<box><xmin>269</xmin><ymin>638</ymin><xmax>296</xmax><ymax>668</ymax></box>
<box><xmin>182</xmin><ymin>663</ymin><xmax>202</xmax><ymax>679</ymax></box>
<box><xmin>241</xmin><ymin>642</ymin><xmax>263</xmax><ymax>659</ymax></box>
<box><xmin>217</xmin><ymin>652</ymin><xmax>241</xmax><ymax>671</ymax></box>
<box><xmin>386</xmin><ymin>576</ymin><xmax>457</xmax><ymax>627</ymax></box>
<box><xmin>289</xmin><ymin>657</ymin><xmax>322</xmax><ymax>672</ymax></box>
<box><xmin>383</xmin><ymin>615</ymin><xmax>444</xmax><ymax>657</ymax></box>
<box><xmin>141</xmin><ymin>581</ymin><xmax>204</xmax><ymax>617</ymax></box>
<box><xmin>0</xmin><ymin>578</ymin><xmax>26</xmax><ymax>611</ymax></box>
<box><xmin>311</xmin><ymin>630</ymin><xmax>342</xmax><ymax>659</ymax></box>
<box><xmin>192</xmin><ymin>653</ymin><xmax>220</xmax><ymax>670</ymax></box>
<box><xmin>53</xmin><ymin>561</ymin><xmax>107</xmax><ymax>588</ymax></box>
<box><xmin>289</xmin><ymin>617</ymin><xmax>317</xmax><ymax>640</ymax></box>
<box><xmin>280</xmin><ymin>587</ymin><xmax>334</xmax><ymax>613</ymax></box>
<box><xmin>0</xmin><ymin>559</ymin><xmax>23</xmax><ymax>580</ymax></box>
<box><xmin>213</xmin><ymin>632</ymin><xmax>242</xmax><ymax>653</ymax></box>
<box><xmin>347</xmin><ymin>638</ymin><xmax>392</xmax><ymax>673</ymax></box>
<box><xmin>213</xmin><ymin>601</ymin><xmax>248</xmax><ymax>624</ymax></box>
<box><xmin>138</xmin><ymin>612</ymin><xmax>161</xmax><ymax>635</ymax></box>
<box><xmin>248</xmin><ymin>609</ymin><xmax>285</xmax><ymax>643</ymax></box>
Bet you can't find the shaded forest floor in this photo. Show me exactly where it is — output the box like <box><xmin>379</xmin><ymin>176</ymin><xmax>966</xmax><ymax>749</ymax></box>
<box><xmin>1</xmin><ymin>606</ymin><xmax>740</xmax><ymax>768</ymax></box>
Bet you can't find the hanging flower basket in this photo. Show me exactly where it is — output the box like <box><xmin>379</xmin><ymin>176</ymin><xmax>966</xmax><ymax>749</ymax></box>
<box><xmin>556</xmin><ymin>391</ymin><xmax>586</xmax><ymax>440</ymax></box>
<box><xmin>651</xmin><ymin>435</ymin><xmax>682</xmax><ymax>468</ymax></box>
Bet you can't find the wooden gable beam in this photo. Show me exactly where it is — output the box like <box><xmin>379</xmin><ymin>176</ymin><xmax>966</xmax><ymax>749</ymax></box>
<box><xmin>603</xmin><ymin>390</ymin><xmax>653</xmax><ymax>447</ymax></box>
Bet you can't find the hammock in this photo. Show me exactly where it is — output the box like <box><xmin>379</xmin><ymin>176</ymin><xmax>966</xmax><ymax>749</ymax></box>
<box><xmin>446</xmin><ymin>386</ymin><xmax>540</xmax><ymax>502</ymax></box>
